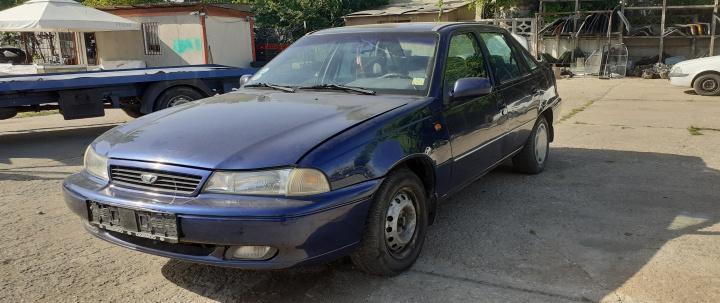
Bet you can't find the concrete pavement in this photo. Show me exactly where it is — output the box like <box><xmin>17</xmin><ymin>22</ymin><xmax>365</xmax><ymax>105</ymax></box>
<box><xmin>0</xmin><ymin>78</ymin><xmax>718</xmax><ymax>302</ymax></box>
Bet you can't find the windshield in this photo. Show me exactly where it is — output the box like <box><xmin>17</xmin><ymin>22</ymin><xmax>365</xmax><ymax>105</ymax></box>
<box><xmin>246</xmin><ymin>32</ymin><xmax>439</xmax><ymax>96</ymax></box>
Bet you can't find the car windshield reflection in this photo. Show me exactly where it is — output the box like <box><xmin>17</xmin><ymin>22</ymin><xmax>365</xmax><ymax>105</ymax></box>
<box><xmin>245</xmin><ymin>32</ymin><xmax>439</xmax><ymax>96</ymax></box>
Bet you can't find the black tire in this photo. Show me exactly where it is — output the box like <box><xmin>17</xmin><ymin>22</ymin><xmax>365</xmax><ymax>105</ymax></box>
<box><xmin>693</xmin><ymin>74</ymin><xmax>720</xmax><ymax>96</ymax></box>
<box><xmin>121</xmin><ymin>107</ymin><xmax>144</xmax><ymax>118</ymax></box>
<box><xmin>350</xmin><ymin>168</ymin><xmax>428</xmax><ymax>276</ymax></box>
<box><xmin>512</xmin><ymin>115</ymin><xmax>549</xmax><ymax>174</ymax></box>
<box><xmin>154</xmin><ymin>87</ymin><xmax>205</xmax><ymax>111</ymax></box>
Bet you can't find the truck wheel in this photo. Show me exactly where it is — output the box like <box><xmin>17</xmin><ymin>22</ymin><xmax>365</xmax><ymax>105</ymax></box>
<box><xmin>693</xmin><ymin>74</ymin><xmax>720</xmax><ymax>96</ymax></box>
<box><xmin>350</xmin><ymin>168</ymin><xmax>428</xmax><ymax>276</ymax></box>
<box><xmin>512</xmin><ymin>115</ymin><xmax>549</xmax><ymax>174</ymax></box>
<box><xmin>155</xmin><ymin>87</ymin><xmax>204</xmax><ymax>111</ymax></box>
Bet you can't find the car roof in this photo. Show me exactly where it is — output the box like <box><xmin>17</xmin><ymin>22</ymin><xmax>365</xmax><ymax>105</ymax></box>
<box><xmin>310</xmin><ymin>22</ymin><xmax>504</xmax><ymax>35</ymax></box>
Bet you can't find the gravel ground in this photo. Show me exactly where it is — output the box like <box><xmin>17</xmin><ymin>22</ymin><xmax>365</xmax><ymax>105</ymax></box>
<box><xmin>1</xmin><ymin>78</ymin><xmax>719</xmax><ymax>302</ymax></box>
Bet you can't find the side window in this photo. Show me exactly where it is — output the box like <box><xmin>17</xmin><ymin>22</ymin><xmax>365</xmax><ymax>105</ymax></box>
<box><xmin>521</xmin><ymin>49</ymin><xmax>538</xmax><ymax>70</ymax></box>
<box><xmin>444</xmin><ymin>33</ymin><xmax>488</xmax><ymax>91</ymax></box>
<box><xmin>479</xmin><ymin>33</ymin><xmax>526</xmax><ymax>82</ymax></box>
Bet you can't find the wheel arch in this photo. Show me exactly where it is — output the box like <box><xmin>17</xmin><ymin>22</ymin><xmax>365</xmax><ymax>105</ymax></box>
<box><xmin>140</xmin><ymin>79</ymin><xmax>213</xmax><ymax>114</ymax></box>
<box><xmin>691</xmin><ymin>71</ymin><xmax>720</xmax><ymax>88</ymax></box>
<box><xmin>389</xmin><ymin>155</ymin><xmax>436</xmax><ymax>197</ymax></box>
<box><xmin>541</xmin><ymin>107</ymin><xmax>555</xmax><ymax>142</ymax></box>
<box><xmin>384</xmin><ymin>154</ymin><xmax>438</xmax><ymax>224</ymax></box>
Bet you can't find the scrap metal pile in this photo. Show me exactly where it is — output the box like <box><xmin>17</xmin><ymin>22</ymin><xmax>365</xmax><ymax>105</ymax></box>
<box><xmin>539</xmin><ymin>13</ymin><xmax>614</xmax><ymax>37</ymax></box>
<box><xmin>539</xmin><ymin>48</ymin><xmax>585</xmax><ymax>65</ymax></box>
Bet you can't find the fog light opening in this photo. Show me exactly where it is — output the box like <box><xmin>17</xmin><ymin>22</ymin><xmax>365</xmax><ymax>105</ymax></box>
<box><xmin>81</xmin><ymin>219</ymin><xmax>99</xmax><ymax>233</ymax></box>
<box><xmin>225</xmin><ymin>245</ymin><xmax>278</xmax><ymax>260</ymax></box>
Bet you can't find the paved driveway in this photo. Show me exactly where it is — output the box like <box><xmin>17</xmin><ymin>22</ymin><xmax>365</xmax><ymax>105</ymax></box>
<box><xmin>1</xmin><ymin>78</ymin><xmax>718</xmax><ymax>302</ymax></box>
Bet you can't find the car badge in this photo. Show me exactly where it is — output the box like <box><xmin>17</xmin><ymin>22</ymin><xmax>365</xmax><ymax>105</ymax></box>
<box><xmin>140</xmin><ymin>174</ymin><xmax>158</xmax><ymax>184</ymax></box>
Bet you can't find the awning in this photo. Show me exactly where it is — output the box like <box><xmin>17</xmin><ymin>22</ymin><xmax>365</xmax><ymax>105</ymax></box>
<box><xmin>0</xmin><ymin>0</ymin><xmax>140</xmax><ymax>32</ymax></box>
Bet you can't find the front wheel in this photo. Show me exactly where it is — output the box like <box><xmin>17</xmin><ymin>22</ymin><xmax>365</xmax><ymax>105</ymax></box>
<box><xmin>350</xmin><ymin>168</ymin><xmax>428</xmax><ymax>276</ymax></box>
<box><xmin>512</xmin><ymin>115</ymin><xmax>549</xmax><ymax>174</ymax></box>
<box><xmin>693</xmin><ymin>74</ymin><xmax>720</xmax><ymax>96</ymax></box>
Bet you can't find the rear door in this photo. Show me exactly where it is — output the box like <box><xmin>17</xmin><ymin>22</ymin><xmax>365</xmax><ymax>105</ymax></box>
<box><xmin>442</xmin><ymin>31</ymin><xmax>507</xmax><ymax>188</ymax></box>
<box><xmin>477</xmin><ymin>32</ymin><xmax>539</xmax><ymax>155</ymax></box>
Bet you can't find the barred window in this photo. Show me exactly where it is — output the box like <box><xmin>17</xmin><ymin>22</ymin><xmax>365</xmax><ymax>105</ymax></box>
<box><xmin>142</xmin><ymin>22</ymin><xmax>161</xmax><ymax>55</ymax></box>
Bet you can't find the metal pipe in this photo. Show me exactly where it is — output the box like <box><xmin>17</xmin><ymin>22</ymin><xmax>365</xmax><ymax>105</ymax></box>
<box><xmin>712</xmin><ymin>0</ymin><xmax>718</xmax><ymax>56</ymax></box>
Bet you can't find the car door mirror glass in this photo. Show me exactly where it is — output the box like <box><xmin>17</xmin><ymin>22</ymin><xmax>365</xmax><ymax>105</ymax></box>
<box><xmin>451</xmin><ymin>77</ymin><xmax>492</xmax><ymax>101</ymax></box>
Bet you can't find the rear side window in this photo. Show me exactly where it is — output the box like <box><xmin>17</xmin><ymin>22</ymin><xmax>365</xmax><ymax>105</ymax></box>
<box><xmin>478</xmin><ymin>33</ymin><xmax>526</xmax><ymax>82</ymax></box>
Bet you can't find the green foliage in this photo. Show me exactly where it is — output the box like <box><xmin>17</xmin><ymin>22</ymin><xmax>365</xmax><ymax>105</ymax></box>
<box><xmin>238</xmin><ymin>0</ymin><xmax>389</xmax><ymax>42</ymax></box>
<box><xmin>0</xmin><ymin>0</ymin><xmax>26</xmax><ymax>47</ymax></box>
<box><xmin>438</xmin><ymin>0</ymin><xmax>518</xmax><ymax>21</ymax></box>
<box><xmin>0</xmin><ymin>0</ymin><xmax>25</xmax><ymax>10</ymax></box>
<box><xmin>82</xmin><ymin>0</ymin><xmax>163</xmax><ymax>7</ymax></box>
<box><xmin>1</xmin><ymin>32</ymin><xmax>23</xmax><ymax>47</ymax></box>
<box><xmin>558</xmin><ymin>100</ymin><xmax>594</xmax><ymax>123</ymax></box>
<box><xmin>436</xmin><ymin>0</ymin><xmax>443</xmax><ymax>21</ymax></box>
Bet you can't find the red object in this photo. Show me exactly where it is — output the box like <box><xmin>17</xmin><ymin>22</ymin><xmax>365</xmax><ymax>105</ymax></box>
<box><xmin>200</xmin><ymin>13</ymin><xmax>208</xmax><ymax>64</ymax></box>
<box><xmin>250</xmin><ymin>18</ymin><xmax>256</xmax><ymax>62</ymax></box>
<box><xmin>256</xmin><ymin>44</ymin><xmax>291</xmax><ymax>51</ymax></box>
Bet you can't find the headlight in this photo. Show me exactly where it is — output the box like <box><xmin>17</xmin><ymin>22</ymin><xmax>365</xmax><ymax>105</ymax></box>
<box><xmin>671</xmin><ymin>66</ymin><xmax>682</xmax><ymax>74</ymax></box>
<box><xmin>203</xmin><ymin>168</ymin><xmax>330</xmax><ymax>196</ymax></box>
<box><xmin>84</xmin><ymin>145</ymin><xmax>109</xmax><ymax>181</ymax></box>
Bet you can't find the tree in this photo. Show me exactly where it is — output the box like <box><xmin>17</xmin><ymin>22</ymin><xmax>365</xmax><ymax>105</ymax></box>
<box><xmin>0</xmin><ymin>0</ymin><xmax>25</xmax><ymax>10</ymax></box>
<box><xmin>437</xmin><ymin>0</ymin><xmax>521</xmax><ymax>19</ymax></box>
<box><xmin>83</xmin><ymin>0</ymin><xmax>236</xmax><ymax>5</ymax></box>
<box><xmin>0</xmin><ymin>0</ymin><xmax>27</xmax><ymax>47</ymax></box>
<box><xmin>238</xmin><ymin>0</ymin><xmax>388</xmax><ymax>42</ymax></box>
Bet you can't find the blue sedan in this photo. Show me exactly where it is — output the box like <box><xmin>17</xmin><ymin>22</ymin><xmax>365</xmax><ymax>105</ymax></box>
<box><xmin>63</xmin><ymin>23</ymin><xmax>561</xmax><ymax>276</ymax></box>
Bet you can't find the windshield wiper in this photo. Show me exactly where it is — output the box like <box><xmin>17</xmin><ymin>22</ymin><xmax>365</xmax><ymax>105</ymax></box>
<box><xmin>243</xmin><ymin>83</ymin><xmax>295</xmax><ymax>93</ymax></box>
<box><xmin>298</xmin><ymin>84</ymin><xmax>375</xmax><ymax>95</ymax></box>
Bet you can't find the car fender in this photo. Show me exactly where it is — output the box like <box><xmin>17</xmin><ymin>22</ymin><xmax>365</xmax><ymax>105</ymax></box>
<box><xmin>298</xmin><ymin>98</ymin><xmax>452</xmax><ymax>192</ymax></box>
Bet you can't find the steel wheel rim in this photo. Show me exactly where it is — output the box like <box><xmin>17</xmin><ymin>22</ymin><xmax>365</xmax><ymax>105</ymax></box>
<box><xmin>534</xmin><ymin>123</ymin><xmax>548</xmax><ymax>165</ymax></box>
<box><xmin>701</xmin><ymin>79</ymin><xmax>718</xmax><ymax>92</ymax></box>
<box><xmin>167</xmin><ymin>95</ymin><xmax>192</xmax><ymax>107</ymax></box>
<box><xmin>385</xmin><ymin>189</ymin><xmax>417</xmax><ymax>259</ymax></box>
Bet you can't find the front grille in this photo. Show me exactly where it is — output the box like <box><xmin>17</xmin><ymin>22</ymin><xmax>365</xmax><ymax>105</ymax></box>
<box><xmin>110</xmin><ymin>165</ymin><xmax>203</xmax><ymax>195</ymax></box>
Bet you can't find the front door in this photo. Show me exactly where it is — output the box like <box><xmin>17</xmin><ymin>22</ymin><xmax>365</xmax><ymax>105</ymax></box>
<box><xmin>442</xmin><ymin>32</ymin><xmax>507</xmax><ymax>189</ymax></box>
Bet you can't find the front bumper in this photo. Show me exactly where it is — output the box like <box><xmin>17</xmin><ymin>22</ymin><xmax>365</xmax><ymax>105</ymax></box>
<box><xmin>668</xmin><ymin>73</ymin><xmax>693</xmax><ymax>87</ymax></box>
<box><xmin>63</xmin><ymin>171</ymin><xmax>380</xmax><ymax>269</ymax></box>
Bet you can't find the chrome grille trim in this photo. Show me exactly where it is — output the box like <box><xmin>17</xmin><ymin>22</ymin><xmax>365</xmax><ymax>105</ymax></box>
<box><xmin>109</xmin><ymin>165</ymin><xmax>203</xmax><ymax>195</ymax></box>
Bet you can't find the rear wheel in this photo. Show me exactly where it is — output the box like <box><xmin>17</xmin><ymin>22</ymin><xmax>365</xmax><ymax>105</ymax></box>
<box><xmin>154</xmin><ymin>87</ymin><xmax>204</xmax><ymax>111</ymax></box>
<box><xmin>512</xmin><ymin>115</ymin><xmax>549</xmax><ymax>174</ymax></box>
<box><xmin>350</xmin><ymin>168</ymin><xmax>427</xmax><ymax>276</ymax></box>
<box><xmin>693</xmin><ymin>74</ymin><xmax>720</xmax><ymax>96</ymax></box>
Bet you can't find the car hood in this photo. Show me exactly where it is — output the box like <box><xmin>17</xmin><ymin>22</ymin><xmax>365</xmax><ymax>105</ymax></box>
<box><xmin>674</xmin><ymin>56</ymin><xmax>720</xmax><ymax>71</ymax></box>
<box><xmin>93</xmin><ymin>90</ymin><xmax>417</xmax><ymax>170</ymax></box>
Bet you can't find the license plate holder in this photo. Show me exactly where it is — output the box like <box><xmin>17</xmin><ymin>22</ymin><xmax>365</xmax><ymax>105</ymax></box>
<box><xmin>88</xmin><ymin>201</ymin><xmax>179</xmax><ymax>243</ymax></box>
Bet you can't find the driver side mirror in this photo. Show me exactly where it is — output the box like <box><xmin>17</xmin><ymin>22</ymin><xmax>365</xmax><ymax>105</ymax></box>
<box><xmin>450</xmin><ymin>77</ymin><xmax>492</xmax><ymax>101</ymax></box>
<box><xmin>239</xmin><ymin>74</ymin><xmax>253</xmax><ymax>87</ymax></box>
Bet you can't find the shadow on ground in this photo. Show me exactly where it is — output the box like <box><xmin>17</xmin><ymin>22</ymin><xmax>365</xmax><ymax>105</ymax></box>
<box><xmin>159</xmin><ymin>147</ymin><xmax>720</xmax><ymax>302</ymax></box>
<box><xmin>0</xmin><ymin>124</ymin><xmax>115</xmax><ymax>168</ymax></box>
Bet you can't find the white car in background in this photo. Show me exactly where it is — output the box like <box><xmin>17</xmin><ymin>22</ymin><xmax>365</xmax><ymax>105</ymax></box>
<box><xmin>669</xmin><ymin>56</ymin><xmax>720</xmax><ymax>96</ymax></box>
